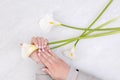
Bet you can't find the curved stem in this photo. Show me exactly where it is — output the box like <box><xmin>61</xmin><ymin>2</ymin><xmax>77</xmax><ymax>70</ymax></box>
<box><xmin>49</xmin><ymin>16</ymin><xmax>120</xmax><ymax>45</ymax></box>
<box><xmin>48</xmin><ymin>37</ymin><xmax>78</xmax><ymax>45</ymax></box>
<box><xmin>50</xmin><ymin>39</ymin><xmax>76</xmax><ymax>49</ymax></box>
<box><xmin>74</xmin><ymin>0</ymin><xmax>113</xmax><ymax>46</ymax></box>
<box><xmin>50</xmin><ymin>30</ymin><xmax>120</xmax><ymax>49</ymax></box>
<box><xmin>83</xmin><ymin>31</ymin><xmax>120</xmax><ymax>39</ymax></box>
<box><xmin>61</xmin><ymin>24</ymin><xmax>120</xmax><ymax>31</ymax></box>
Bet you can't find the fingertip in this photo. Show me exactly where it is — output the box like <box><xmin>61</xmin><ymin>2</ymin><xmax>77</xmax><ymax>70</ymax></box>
<box><xmin>38</xmin><ymin>49</ymin><xmax>41</xmax><ymax>52</ymax></box>
<box><xmin>38</xmin><ymin>52</ymin><xmax>41</xmax><ymax>57</ymax></box>
<box><xmin>45</xmin><ymin>39</ymin><xmax>48</xmax><ymax>44</ymax></box>
<box><xmin>42</xmin><ymin>68</ymin><xmax>49</xmax><ymax>74</ymax></box>
<box><xmin>42</xmin><ymin>68</ymin><xmax>46</xmax><ymax>71</ymax></box>
<box><xmin>37</xmin><ymin>37</ymin><xmax>42</xmax><ymax>48</ymax></box>
<box><xmin>42</xmin><ymin>48</ymin><xmax>45</xmax><ymax>52</ymax></box>
<box><xmin>48</xmin><ymin>49</ymin><xmax>52</xmax><ymax>53</ymax></box>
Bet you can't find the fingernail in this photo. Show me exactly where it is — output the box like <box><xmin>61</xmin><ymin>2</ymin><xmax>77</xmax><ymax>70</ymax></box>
<box><xmin>42</xmin><ymin>68</ymin><xmax>46</xmax><ymax>72</ymax></box>
<box><xmin>42</xmin><ymin>48</ymin><xmax>45</xmax><ymax>52</ymax></box>
<box><xmin>38</xmin><ymin>46</ymin><xmax>41</xmax><ymax>49</ymax></box>
<box><xmin>38</xmin><ymin>53</ymin><xmax>41</xmax><ymax>56</ymax></box>
<box><xmin>48</xmin><ymin>50</ymin><xmax>52</xmax><ymax>53</ymax></box>
<box><xmin>38</xmin><ymin>49</ymin><xmax>41</xmax><ymax>52</ymax></box>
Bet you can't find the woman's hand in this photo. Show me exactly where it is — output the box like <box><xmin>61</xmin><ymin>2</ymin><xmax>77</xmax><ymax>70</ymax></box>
<box><xmin>38</xmin><ymin>48</ymin><xmax>70</xmax><ymax>80</ymax></box>
<box><xmin>29</xmin><ymin>37</ymin><xmax>70</xmax><ymax>80</ymax></box>
<box><xmin>29</xmin><ymin>37</ymin><xmax>48</xmax><ymax>64</ymax></box>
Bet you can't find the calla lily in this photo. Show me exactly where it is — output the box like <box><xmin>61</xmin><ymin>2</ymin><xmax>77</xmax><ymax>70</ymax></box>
<box><xmin>39</xmin><ymin>14</ymin><xmax>61</xmax><ymax>33</ymax></box>
<box><xmin>63</xmin><ymin>46</ymin><xmax>76</xmax><ymax>59</ymax></box>
<box><xmin>21</xmin><ymin>43</ymin><xmax>38</xmax><ymax>58</ymax></box>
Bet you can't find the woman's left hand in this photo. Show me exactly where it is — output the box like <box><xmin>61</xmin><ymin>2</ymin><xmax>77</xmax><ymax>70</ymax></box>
<box><xmin>38</xmin><ymin>48</ymin><xmax>70</xmax><ymax>80</ymax></box>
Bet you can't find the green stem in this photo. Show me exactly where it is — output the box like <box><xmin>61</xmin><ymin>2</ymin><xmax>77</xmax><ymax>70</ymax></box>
<box><xmin>49</xmin><ymin>0</ymin><xmax>117</xmax><ymax>49</ymax></box>
<box><xmin>74</xmin><ymin>0</ymin><xmax>113</xmax><ymax>46</ymax></box>
<box><xmin>50</xmin><ymin>39</ymin><xmax>76</xmax><ymax>49</ymax></box>
<box><xmin>86</xmin><ymin>17</ymin><xmax>120</xmax><ymax>36</ymax></box>
<box><xmin>48</xmin><ymin>37</ymin><xmax>78</xmax><ymax>45</ymax></box>
<box><xmin>49</xmin><ymin>16</ymin><xmax>119</xmax><ymax>45</ymax></box>
<box><xmin>51</xmin><ymin>30</ymin><xmax>120</xmax><ymax>49</ymax></box>
<box><xmin>61</xmin><ymin>24</ymin><xmax>120</xmax><ymax>31</ymax></box>
<box><xmin>83</xmin><ymin>31</ymin><xmax>120</xmax><ymax>39</ymax></box>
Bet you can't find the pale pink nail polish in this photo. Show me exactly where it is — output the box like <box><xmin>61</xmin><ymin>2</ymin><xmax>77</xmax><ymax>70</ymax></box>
<box><xmin>48</xmin><ymin>50</ymin><xmax>52</xmax><ymax>53</ymax></box>
<box><xmin>38</xmin><ymin>53</ymin><xmax>41</xmax><ymax>56</ymax></box>
<box><xmin>42</xmin><ymin>68</ymin><xmax>46</xmax><ymax>72</ymax></box>
<box><xmin>38</xmin><ymin>46</ymin><xmax>41</xmax><ymax>49</ymax></box>
<box><xmin>42</xmin><ymin>48</ymin><xmax>45</xmax><ymax>52</ymax></box>
<box><xmin>38</xmin><ymin>49</ymin><xmax>41</xmax><ymax>52</ymax></box>
<box><xmin>42</xmin><ymin>49</ymin><xmax>45</xmax><ymax>52</ymax></box>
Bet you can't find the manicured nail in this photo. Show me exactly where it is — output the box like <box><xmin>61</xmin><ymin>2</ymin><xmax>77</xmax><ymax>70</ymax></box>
<box><xmin>38</xmin><ymin>53</ymin><xmax>41</xmax><ymax>56</ymax></box>
<box><xmin>42</xmin><ymin>68</ymin><xmax>46</xmax><ymax>72</ymax></box>
<box><xmin>38</xmin><ymin>46</ymin><xmax>41</xmax><ymax>49</ymax></box>
<box><xmin>48</xmin><ymin>50</ymin><xmax>52</xmax><ymax>53</ymax></box>
<box><xmin>42</xmin><ymin>48</ymin><xmax>45</xmax><ymax>52</ymax></box>
<box><xmin>38</xmin><ymin>49</ymin><xmax>41</xmax><ymax>52</ymax></box>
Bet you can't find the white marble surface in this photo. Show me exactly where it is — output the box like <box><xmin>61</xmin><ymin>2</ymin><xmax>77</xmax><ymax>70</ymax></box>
<box><xmin>0</xmin><ymin>0</ymin><xmax>120</xmax><ymax>80</ymax></box>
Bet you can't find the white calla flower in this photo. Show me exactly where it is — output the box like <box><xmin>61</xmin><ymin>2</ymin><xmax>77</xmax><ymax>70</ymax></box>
<box><xmin>63</xmin><ymin>46</ymin><xmax>76</xmax><ymax>59</ymax></box>
<box><xmin>39</xmin><ymin>14</ymin><xmax>61</xmax><ymax>33</ymax></box>
<box><xmin>21</xmin><ymin>43</ymin><xmax>38</xmax><ymax>58</ymax></box>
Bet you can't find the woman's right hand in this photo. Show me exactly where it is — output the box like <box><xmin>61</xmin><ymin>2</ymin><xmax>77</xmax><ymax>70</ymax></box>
<box><xmin>29</xmin><ymin>37</ymin><xmax>48</xmax><ymax>64</ymax></box>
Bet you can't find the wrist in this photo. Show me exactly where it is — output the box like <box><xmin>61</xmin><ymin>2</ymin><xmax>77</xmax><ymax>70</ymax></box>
<box><xmin>66</xmin><ymin>66</ymin><xmax>79</xmax><ymax>80</ymax></box>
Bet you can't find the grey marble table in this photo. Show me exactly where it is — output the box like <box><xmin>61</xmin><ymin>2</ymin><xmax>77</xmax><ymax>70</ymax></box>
<box><xmin>0</xmin><ymin>0</ymin><xmax>120</xmax><ymax>80</ymax></box>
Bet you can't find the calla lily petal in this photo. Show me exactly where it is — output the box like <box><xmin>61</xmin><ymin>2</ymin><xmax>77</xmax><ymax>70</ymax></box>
<box><xmin>63</xmin><ymin>46</ymin><xmax>76</xmax><ymax>59</ymax></box>
<box><xmin>21</xmin><ymin>43</ymin><xmax>38</xmax><ymax>58</ymax></box>
<box><xmin>39</xmin><ymin>14</ymin><xmax>60</xmax><ymax>33</ymax></box>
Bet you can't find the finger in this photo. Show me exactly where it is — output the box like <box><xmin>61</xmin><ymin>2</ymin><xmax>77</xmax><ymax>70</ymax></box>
<box><xmin>41</xmin><ymin>38</ymin><xmax>45</xmax><ymax>49</ymax></box>
<box><xmin>36</xmin><ymin>37</ymin><xmax>42</xmax><ymax>49</ymax></box>
<box><xmin>43</xmin><ymin>39</ymin><xmax>48</xmax><ymax>48</ymax></box>
<box><xmin>45</xmin><ymin>47</ymin><xmax>53</xmax><ymax>56</ymax></box>
<box><xmin>42</xmin><ymin>68</ymin><xmax>52</xmax><ymax>76</ymax></box>
<box><xmin>36</xmin><ymin>37</ymin><xmax>43</xmax><ymax>53</ymax></box>
<box><xmin>40</xmin><ymin>38</ymin><xmax>48</xmax><ymax>52</ymax></box>
<box><xmin>29</xmin><ymin>51</ymin><xmax>42</xmax><ymax>64</ymax></box>
<box><xmin>44</xmin><ymin>50</ymin><xmax>52</xmax><ymax>57</ymax></box>
<box><xmin>38</xmin><ymin>52</ymin><xmax>51</xmax><ymax>67</ymax></box>
<box><xmin>45</xmin><ymin>47</ymin><xmax>58</xmax><ymax>59</ymax></box>
<box><xmin>41</xmin><ymin>38</ymin><xmax>48</xmax><ymax>51</ymax></box>
<box><xmin>39</xmin><ymin>51</ymin><xmax>55</xmax><ymax>65</ymax></box>
<box><xmin>46</xmin><ymin>46</ymin><xmax>52</xmax><ymax>53</ymax></box>
<box><xmin>31</xmin><ymin>37</ymin><xmax>39</xmax><ymax>47</ymax></box>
